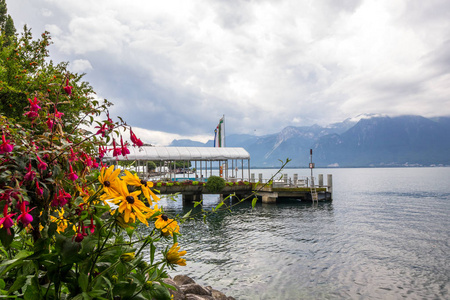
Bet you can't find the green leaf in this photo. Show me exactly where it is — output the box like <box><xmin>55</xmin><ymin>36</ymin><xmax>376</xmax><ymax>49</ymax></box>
<box><xmin>215</xmin><ymin>201</ymin><xmax>224</xmax><ymax>211</ymax></box>
<box><xmin>150</xmin><ymin>243</ymin><xmax>156</xmax><ymax>265</ymax></box>
<box><xmin>23</xmin><ymin>277</ymin><xmax>41</xmax><ymax>299</ymax></box>
<box><xmin>181</xmin><ymin>209</ymin><xmax>192</xmax><ymax>220</ymax></box>
<box><xmin>150</xmin><ymin>284</ymin><xmax>171</xmax><ymax>300</ymax></box>
<box><xmin>7</xmin><ymin>275</ymin><xmax>26</xmax><ymax>294</ymax></box>
<box><xmin>78</xmin><ymin>272</ymin><xmax>88</xmax><ymax>292</ymax></box>
<box><xmin>251</xmin><ymin>197</ymin><xmax>258</xmax><ymax>209</ymax></box>
<box><xmin>0</xmin><ymin>227</ymin><xmax>15</xmax><ymax>249</ymax></box>
<box><xmin>0</xmin><ymin>279</ymin><xmax>5</xmax><ymax>289</ymax></box>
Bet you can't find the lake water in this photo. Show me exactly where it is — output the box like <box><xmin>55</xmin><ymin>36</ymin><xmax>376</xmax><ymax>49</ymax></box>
<box><xmin>156</xmin><ymin>167</ymin><xmax>450</xmax><ymax>299</ymax></box>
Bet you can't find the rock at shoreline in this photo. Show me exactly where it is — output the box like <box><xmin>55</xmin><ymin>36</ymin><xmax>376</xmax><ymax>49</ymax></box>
<box><xmin>164</xmin><ymin>275</ymin><xmax>236</xmax><ymax>300</ymax></box>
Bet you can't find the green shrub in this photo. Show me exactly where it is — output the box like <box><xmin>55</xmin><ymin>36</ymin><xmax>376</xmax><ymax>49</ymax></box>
<box><xmin>205</xmin><ymin>176</ymin><xmax>226</xmax><ymax>193</ymax></box>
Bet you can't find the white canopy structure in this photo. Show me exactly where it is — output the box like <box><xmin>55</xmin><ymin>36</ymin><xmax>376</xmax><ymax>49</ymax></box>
<box><xmin>103</xmin><ymin>147</ymin><xmax>251</xmax><ymax>181</ymax></box>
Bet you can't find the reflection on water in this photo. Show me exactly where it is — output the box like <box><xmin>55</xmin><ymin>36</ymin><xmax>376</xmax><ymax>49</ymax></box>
<box><xmin>145</xmin><ymin>168</ymin><xmax>450</xmax><ymax>300</ymax></box>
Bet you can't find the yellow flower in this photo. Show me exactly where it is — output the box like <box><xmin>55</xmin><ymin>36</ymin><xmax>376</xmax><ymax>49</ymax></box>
<box><xmin>98</xmin><ymin>165</ymin><xmax>121</xmax><ymax>195</ymax></box>
<box><xmin>49</xmin><ymin>208</ymin><xmax>69</xmax><ymax>233</ymax></box>
<box><xmin>166</xmin><ymin>243</ymin><xmax>186</xmax><ymax>266</ymax></box>
<box><xmin>122</xmin><ymin>170</ymin><xmax>160</xmax><ymax>203</ymax></box>
<box><xmin>77</xmin><ymin>185</ymin><xmax>96</xmax><ymax>204</ymax></box>
<box><xmin>109</xmin><ymin>180</ymin><xmax>152</xmax><ymax>226</ymax></box>
<box><xmin>154</xmin><ymin>214</ymin><xmax>180</xmax><ymax>236</ymax></box>
<box><xmin>120</xmin><ymin>252</ymin><xmax>135</xmax><ymax>262</ymax></box>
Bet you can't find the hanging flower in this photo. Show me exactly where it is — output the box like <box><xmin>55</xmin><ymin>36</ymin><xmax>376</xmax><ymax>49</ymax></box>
<box><xmin>23</xmin><ymin>163</ymin><xmax>36</xmax><ymax>182</ymax></box>
<box><xmin>46</xmin><ymin>117</ymin><xmax>54</xmax><ymax>130</ymax></box>
<box><xmin>51</xmin><ymin>188</ymin><xmax>71</xmax><ymax>207</ymax></box>
<box><xmin>0</xmin><ymin>205</ymin><xmax>16</xmax><ymax>235</ymax></box>
<box><xmin>112</xmin><ymin>139</ymin><xmax>121</xmax><ymax>157</ymax></box>
<box><xmin>106</xmin><ymin>113</ymin><xmax>115</xmax><ymax>130</ymax></box>
<box><xmin>165</xmin><ymin>243</ymin><xmax>187</xmax><ymax>266</ymax></box>
<box><xmin>88</xmin><ymin>216</ymin><xmax>96</xmax><ymax>234</ymax></box>
<box><xmin>54</xmin><ymin>108</ymin><xmax>64</xmax><ymax>119</ymax></box>
<box><xmin>28</xmin><ymin>96</ymin><xmax>41</xmax><ymax>112</ymax></box>
<box><xmin>35</xmin><ymin>181</ymin><xmax>44</xmax><ymax>196</ymax></box>
<box><xmin>95</xmin><ymin>123</ymin><xmax>107</xmax><ymax>137</ymax></box>
<box><xmin>120</xmin><ymin>136</ymin><xmax>130</xmax><ymax>157</ymax></box>
<box><xmin>17</xmin><ymin>201</ymin><xmax>34</xmax><ymax>227</ymax></box>
<box><xmin>68</xmin><ymin>164</ymin><xmax>78</xmax><ymax>181</ymax></box>
<box><xmin>63</xmin><ymin>79</ymin><xmax>73</xmax><ymax>95</ymax></box>
<box><xmin>36</xmin><ymin>155</ymin><xmax>47</xmax><ymax>171</ymax></box>
<box><xmin>0</xmin><ymin>134</ymin><xmax>14</xmax><ymax>154</ymax></box>
<box><xmin>24</xmin><ymin>110</ymin><xmax>39</xmax><ymax>120</ymax></box>
<box><xmin>98</xmin><ymin>145</ymin><xmax>108</xmax><ymax>159</ymax></box>
<box><xmin>130</xmin><ymin>128</ymin><xmax>144</xmax><ymax>147</ymax></box>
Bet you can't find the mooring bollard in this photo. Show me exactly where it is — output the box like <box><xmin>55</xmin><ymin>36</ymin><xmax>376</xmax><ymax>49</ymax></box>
<box><xmin>258</xmin><ymin>173</ymin><xmax>263</xmax><ymax>182</ymax></box>
<box><xmin>251</xmin><ymin>173</ymin><xmax>255</xmax><ymax>183</ymax></box>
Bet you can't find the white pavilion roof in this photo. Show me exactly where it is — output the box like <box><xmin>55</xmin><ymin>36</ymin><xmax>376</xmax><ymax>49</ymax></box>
<box><xmin>103</xmin><ymin>147</ymin><xmax>250</xmax><ymax>161</ymax></box>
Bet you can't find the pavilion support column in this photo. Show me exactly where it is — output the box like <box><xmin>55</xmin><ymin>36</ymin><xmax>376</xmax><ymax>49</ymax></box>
<box><xmin>261</xmin><ymin>192</ymin><xmax>278</xmax><ymax>204</ymax></box>
<box><xmin>182</xmin><ymin>193</ymin><xmax>202</xmax><ymax>205</ymax></box>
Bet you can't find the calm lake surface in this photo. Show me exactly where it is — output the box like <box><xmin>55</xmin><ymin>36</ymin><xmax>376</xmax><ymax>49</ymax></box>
<box><xmin>155</xmin><ymin>167</ymin><xmax>450</xmax><ymax>300</ymax></box>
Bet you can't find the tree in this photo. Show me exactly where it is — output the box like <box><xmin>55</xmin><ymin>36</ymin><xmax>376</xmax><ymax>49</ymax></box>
<box><xmin>0</xmin><ymin>0</ymin><xmax>16</xmax><ymax>46</ymax></box>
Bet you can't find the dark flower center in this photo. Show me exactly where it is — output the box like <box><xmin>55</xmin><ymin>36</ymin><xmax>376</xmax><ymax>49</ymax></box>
<box><xmin>140</xmin><ymin>179</ymin><xmax>147</xmax><ymax>185</ymax></box>
<box><xmin>161</xmin><ymin>214</ymin><xmax>168</xmax><ymax>221</ymax></box>
<box><xmin>126</xmin><ymin>196</ymin><xmax>135</xmax><ymax>204</ymax></box>
<box><xmin>104</xmin><ymin>180</ymin><xmax>111</xmax><ymax>187</ymax></box>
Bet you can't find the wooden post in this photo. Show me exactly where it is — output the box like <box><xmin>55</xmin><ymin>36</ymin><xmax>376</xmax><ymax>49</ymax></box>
<box><xmin>327</xmin><ymin>174</ymin><xmax>333</xmax><ymax>193</ymax></box>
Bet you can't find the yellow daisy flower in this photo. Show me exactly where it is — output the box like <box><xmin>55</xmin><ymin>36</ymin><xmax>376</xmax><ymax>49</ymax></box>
<box><xmin>166</xmin><ymin>243</ymin><xmax>187</xmax><ymax>266</ymax></box>
<box><xmin>98</xmin><ymin>165</ymin><xmax>121</xmax><ymax>195</ymax></box>
<box><xmin>49</xmin><ymin>208</ymin><xmax>69</xmax><ymax>233</ymax></box>
<box><xmin>110</xmin><ymin>180</ymin><xmax>152</xmax><ymax>226</ymax></box>
<box><xmin>122</xmin><ymin>170</ymin><xmax>160</xmax><ymax>203</ymax></box>
<box><xmin>154</xmin><ymin>214</ymin><xmax>180</xmax><ymax>236</ymax></box>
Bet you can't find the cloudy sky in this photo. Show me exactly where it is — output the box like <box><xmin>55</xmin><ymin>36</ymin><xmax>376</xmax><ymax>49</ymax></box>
<box><xmin>7</xmin><ymin>0</ymin><xmax>450</xmax><ymax>145</ymax></box>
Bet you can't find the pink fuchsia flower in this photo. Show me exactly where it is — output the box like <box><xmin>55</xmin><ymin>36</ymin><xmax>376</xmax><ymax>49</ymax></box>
<box><xmin>54</xmin><ymin>108</ymin><xmax>64</xmax><ymax>119</ymax></box>
<box><xmin>98</xmin><ymin>145</ymin><xmax>108</xmax><ymax>159</ymax></box>
<box><xmin>51</xmin><ymin>189</ymin><xmax>71</xmax><ymax>207</ymax></box>
<box><xmin>35</xmin><ymin>181</ymin><xmax>44</xmax><ymax>196</ymax></box>
<box><xmin>63</xmin><ymin>79</ymin><xmax>73</xmax><ymax>96</ymax></box>
<box><xmin>17</xmin><ymin>201</ymin><xmax>34</xmax><ymax>227</ymax></box>
<box><xmin>84</xmin><ymin>155</ymin><xmax>93</xmax><ymax>167</ymax></box>
<box><xmin>0</xmin><ymin>134</ymin><xmax>14</xmax><ymax>154</ymax></box>
<box><xmin>89</xmin><ymin>216</ymin><xmax>96</xmax><ymax>234</ymax></box>
<box><xmin>120</xmin><ymin>137</ymin><xmax>130</xmax><ymax>157</ymax></box>
<box><xmin>46</xmin><ymin>117</ymin><xmax>54</xmax><ymax>130</ymax></box>
<box><xmin>112</xmin><ymin>139</ymin><xmax>121</xmax><ymax>157</ymax></box>
<box><xmin>28</xmin><ymin>97</ymin><xmax>41</xmax><ymax>112</ymax></box>
<box><xmin>36</xmin><ymin>155</ymin><xmax>47</xmax><ymax>171</ymax></box>
<box><xmin>23</xmin><ymin>163</ymin><xmax>36</xmax><ymax>182</ymax></box>
<box><xmin>0</xmin><ymin>205</ymin><xmax>16</xmax><ymax>234</ymax></box>
<box><xmin>130</xmin><ymin>129</ymin><xmax>143</xmax><ymax>147</ymax></box>
<box><xmin>24</xmin><ymin>110</ymin><xmax>39</xmax><ymax>120</ymax></box>
<box><xmin>69</xmin><ymin>148</ymin><xmax>78</xmax><ymax>163</ymax></box>
<box><xmin>68</xmin><ymin>164</ymin><xmax>78</xmax><ymax>181</ymax></box>
<box><xmin>106</xmin><ymin>113</ymin><xmax>115</xmax><ymax>130</ymax></box>
<box><xmin>95</xmin><ymin>123</ymin><xmax>107</xmax><ymax>137</ymax></box>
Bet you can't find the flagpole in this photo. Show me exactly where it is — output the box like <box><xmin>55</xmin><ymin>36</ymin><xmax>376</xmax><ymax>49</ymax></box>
<box><xmin>223</xmin><ymin>114</ymin><xmax>225</xmax><ymax>147</ymax></box>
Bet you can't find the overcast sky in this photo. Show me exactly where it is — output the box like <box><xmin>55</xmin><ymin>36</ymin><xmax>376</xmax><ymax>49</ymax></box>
<box><xmin>7</xmin><ymin>0</ymin><xmax>450</xmax><ymax>145</ymax></box>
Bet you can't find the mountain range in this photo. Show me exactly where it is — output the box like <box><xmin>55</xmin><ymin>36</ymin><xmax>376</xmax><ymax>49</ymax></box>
<box><xmin>169</xmin><ymin>114</ymin><xmax>450</xmax><ymax>167</ymax></box>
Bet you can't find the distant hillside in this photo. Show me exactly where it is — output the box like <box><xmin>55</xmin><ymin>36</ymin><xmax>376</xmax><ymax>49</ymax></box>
<box><xmin>169</xmin><ymin>115</ymin><xmax>450</xmax><ymax>167</ymax></box>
